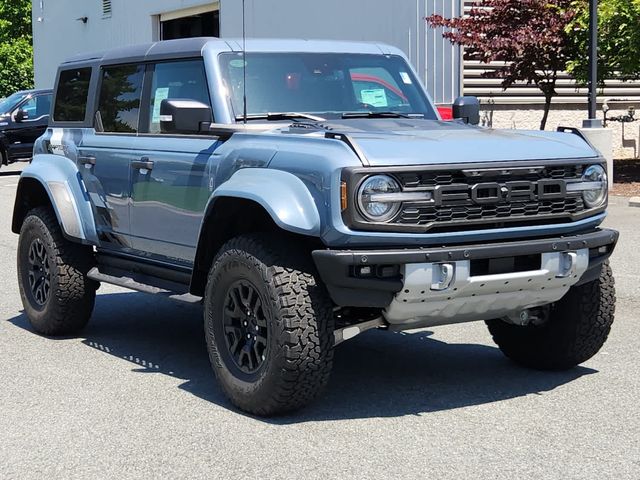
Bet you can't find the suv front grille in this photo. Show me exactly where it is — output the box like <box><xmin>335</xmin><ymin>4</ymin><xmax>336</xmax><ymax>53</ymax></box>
<box><xmin>391</xmin><ymin>164</ymin><xmax>587</xmax><ymax>231</ymax></box>
<box><xmin>399</xmin><ymin>197</ymin><xmax>585</xmax><ymax>226</ymax></box>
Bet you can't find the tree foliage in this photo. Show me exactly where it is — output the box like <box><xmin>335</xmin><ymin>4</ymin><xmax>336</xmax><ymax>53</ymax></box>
<box><xmin>427</xmin><ymin>0</ymin><xmax>575</xmax><ymax>130</ymax></box>
<box><xmin>0</xmin><ymin>0</ymin><xmax>33</xmax><ymax>98</ymax></box>
<box><xmin>567</xmin><ymin>0</ymin><xmax>640</xmax><ymax>85</ymax></box>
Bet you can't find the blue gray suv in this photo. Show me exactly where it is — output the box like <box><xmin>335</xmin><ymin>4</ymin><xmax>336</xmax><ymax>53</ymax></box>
<box><xmin>12</xmin><ymin>38</ymin><xmax>618</xmax><ymax>415</ymax></box>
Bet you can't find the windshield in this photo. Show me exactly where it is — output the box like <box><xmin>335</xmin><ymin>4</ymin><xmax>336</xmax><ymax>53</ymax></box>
<box><xmin>0</xmin><ymin>92</ymin><xmax>26</xmax><ymax>115</ymax></box>
<box><xmin>219</xmin><ymin>53</ymin><xmax>438</xmax><ymax>121</ymax></box>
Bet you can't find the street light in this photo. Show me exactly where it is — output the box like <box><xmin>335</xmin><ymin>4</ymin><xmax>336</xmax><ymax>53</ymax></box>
<box><xmin>583</xmin><ymin>0</ymin><xmax>602</xmax><ymax>128</ymax></box>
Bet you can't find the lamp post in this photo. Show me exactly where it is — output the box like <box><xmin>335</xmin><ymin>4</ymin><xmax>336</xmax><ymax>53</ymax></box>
<box><xmin>583</xmin><ymin>0</ymin><xmax>602</xmax><ymax>128</ymax></box>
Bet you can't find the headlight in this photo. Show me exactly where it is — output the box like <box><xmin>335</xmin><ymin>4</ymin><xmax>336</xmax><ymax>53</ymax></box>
<box><xmin>357</xmin><ymin>175</ymin><xmax>401</xmax><ymax>222</ymax></box>
<box><xmin>582</xmin><ymin>164</ymin><xmax>608</xmax><ymax>208</ymax></box>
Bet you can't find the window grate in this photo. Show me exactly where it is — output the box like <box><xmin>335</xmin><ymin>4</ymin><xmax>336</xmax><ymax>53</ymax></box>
<box><xmin>102</xmin><ymin>0</ymin><xmax>112</xmax><ymax>18</ymax></box>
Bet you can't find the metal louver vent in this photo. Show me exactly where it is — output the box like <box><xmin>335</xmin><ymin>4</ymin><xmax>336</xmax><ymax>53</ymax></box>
<box><xmin>102</xmin><ymin>0</ymin><xmax>112</xmax><ymax>18</ymax></box>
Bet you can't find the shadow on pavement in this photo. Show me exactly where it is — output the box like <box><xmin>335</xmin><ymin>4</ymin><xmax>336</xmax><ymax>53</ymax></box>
<box><xmin>8</xmin><ymin>291</ymin><xmax>596</xmax><ymax>423</ymax></box>
<box><xmin>0</xmin><ymin>170</ymin><xmax>21</xmax><ymax>177</ymax></box>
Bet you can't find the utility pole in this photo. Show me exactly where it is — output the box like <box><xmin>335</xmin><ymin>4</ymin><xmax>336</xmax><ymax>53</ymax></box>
<box><xmin>583</xmin><ymin>0</ymin><xmax>602</xmax><ymax>128</ymax></box>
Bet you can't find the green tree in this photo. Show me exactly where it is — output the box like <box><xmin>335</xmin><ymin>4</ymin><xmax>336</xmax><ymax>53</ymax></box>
<box><xmin>0</xmin><ymin>0</ymin><xmax>33</xmax><ymax>98</ymax></box>
<box><xmin>567</xmin><ymin>0</ymin><xmax>640</xmax><ymax>85</ymax></box>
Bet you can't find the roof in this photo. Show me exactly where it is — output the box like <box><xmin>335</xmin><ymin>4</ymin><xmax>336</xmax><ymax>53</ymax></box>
<box><xmin>61</xmin><ymin>37</ymin><xmax>405</xmax><ymax>66</ymax></box>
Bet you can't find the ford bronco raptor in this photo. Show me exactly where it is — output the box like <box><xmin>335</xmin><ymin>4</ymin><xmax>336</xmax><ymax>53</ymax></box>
<box><xmin>13</xmin><ymin>38</ymin><xmax>617</xmax><ymax>416</ymax></box>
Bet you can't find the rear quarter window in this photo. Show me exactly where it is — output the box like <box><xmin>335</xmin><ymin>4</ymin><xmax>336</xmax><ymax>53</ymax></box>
<box><xmin>53</xmin><ymin>67</ymin><xmax>92</xmax><ymax>122</ymax></box>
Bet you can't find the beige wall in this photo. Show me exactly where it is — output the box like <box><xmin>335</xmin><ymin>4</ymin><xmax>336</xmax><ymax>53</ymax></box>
<box><xmin>481</xmin><ymin>103</ymin><xmax>640</xmax><ymax>160</ymax></box>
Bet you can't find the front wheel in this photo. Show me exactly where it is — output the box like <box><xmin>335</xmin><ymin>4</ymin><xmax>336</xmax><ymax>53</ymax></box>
<box><xmin>204</xmin><ymin>234</ymin><xmax>335</xmax><ymax>416</ymax></box>
<box><xmin>486</xmin><ymin>261</ymin><xmax>615</xmax><ymax>370</ymax></box>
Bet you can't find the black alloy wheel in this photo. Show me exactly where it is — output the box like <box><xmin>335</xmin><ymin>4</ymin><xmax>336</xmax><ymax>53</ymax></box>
<box><xmin>27</xmin><ymin>238</ymin><xmax>51</xmax><ymax>306</ymax></box>
<box><xmin>223</xmin><ymin>280</ymin><xmax>269</xmax><ymax>375</ymax></box>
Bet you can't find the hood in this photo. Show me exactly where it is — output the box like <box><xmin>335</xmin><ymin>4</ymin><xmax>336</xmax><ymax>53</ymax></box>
<box><xmin>295</xmin><ymin>119</ymin><xmax>599</xmax><ymax>166</ymax></box>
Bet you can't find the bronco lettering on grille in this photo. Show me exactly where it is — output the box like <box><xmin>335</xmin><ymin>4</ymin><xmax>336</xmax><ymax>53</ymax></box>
<box><xmin>433</xmin><ymin>179</ymin><xmax>567</xmax><ymax>207</ymax></box>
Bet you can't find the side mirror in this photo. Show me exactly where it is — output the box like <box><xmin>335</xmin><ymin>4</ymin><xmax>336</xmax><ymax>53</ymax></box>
<box><xmin>160</xmin><ymin>99</ymin><xmax>212</xmax><ymax>134</ymax></box>
<box><xmin>452</xmin><ymin>96</ymin><xmax>480</xmax><ymax>125</ymax></box>
<box><xmin>14</xmin><ymin>109</ymin><xmax>29</xmax><ymax>123</ymax></box>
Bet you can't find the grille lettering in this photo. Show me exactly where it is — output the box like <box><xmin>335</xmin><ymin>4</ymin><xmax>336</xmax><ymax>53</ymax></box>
<box><xmin>434</xmin><ymin>180</ymin><xmax>567</xmax><ymax>206</ymax></box>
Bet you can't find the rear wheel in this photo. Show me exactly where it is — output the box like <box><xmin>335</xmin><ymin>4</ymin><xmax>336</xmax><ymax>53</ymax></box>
<box><xmin>204</xmin><ymin>234</ymin><xmax>334</xmax><ymax>416</ymax></box>
<box><xmin>17</xmin><ymin>207</ymin><xmax>97</xmax><ymax>335</ymax></box>
<box><xmin>486</xmin><ymin>261</ymin><xmax>615</xmax><ymax>370</ymax></box>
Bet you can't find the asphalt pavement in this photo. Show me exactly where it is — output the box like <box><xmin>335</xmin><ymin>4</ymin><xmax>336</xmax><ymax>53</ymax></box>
<box><xmin>0</xmin><ymin>162</ymin><xmax>638</xmax><ymax>479</ymax></box>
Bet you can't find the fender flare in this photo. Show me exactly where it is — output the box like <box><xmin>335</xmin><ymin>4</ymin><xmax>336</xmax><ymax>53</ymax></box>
<box><xmin>12</xmin><ymin>154</ymin><xmax>98</xmax><ymax>244</ymax></box>
<box><xmin>209</xmin><ymin>168</ymin><xmax>322</xmax><ymax>236</ymax></box>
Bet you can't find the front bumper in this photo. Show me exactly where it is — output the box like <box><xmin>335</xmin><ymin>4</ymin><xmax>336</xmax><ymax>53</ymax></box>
<box><xmin>313</xmin><ymin>228</ymin><xmax>618</xmax><ymax>326</ymax></box>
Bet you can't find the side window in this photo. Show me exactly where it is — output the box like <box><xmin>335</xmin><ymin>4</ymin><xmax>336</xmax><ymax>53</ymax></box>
<box><xmin>98</xmin><ymin>64</ymin><xmax>145</xmax><ymax>133</ymax></box>
<box><xmin>18</xmin><ymin>95</ymin><xmax>51</xmax><ymax>120</ymax></box>
<box><xmin>146</xmin><ymin>59</ymin><xmax>210</xmax><ymax>134</ymax></box>
<box><xmin>350</xmin><ymin>67</ymin><xmax>408</xmax><ymax>109</ymax></box>
<box><xmin>19</xmin><ymin>97</ymin><xmax>37</xmax><ymax>118</ymax></box>
<box><xmin>53</xmin><ymin>68</ymin><xmax>92</xmax><ymax>122</ymax></box>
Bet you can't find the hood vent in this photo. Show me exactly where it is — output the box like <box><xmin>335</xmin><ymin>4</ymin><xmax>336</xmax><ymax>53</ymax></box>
<box><xmin>102</xmin><ymin>0</ymin><xmax>112</xmax><ymax>18</ymax></box>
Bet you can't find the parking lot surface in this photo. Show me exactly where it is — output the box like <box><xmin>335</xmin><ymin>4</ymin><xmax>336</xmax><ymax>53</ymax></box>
<box><xmin>1</xmin><ymin>162</ymin><xmax>638</xmax><ymax>479</ymax></box>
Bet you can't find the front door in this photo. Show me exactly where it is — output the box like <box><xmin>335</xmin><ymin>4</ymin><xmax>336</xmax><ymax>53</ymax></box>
<box><xmin>7</xmin><ymin>93</ymin><xmax>51</xmax><ymax>159</ymax></box>
<box><xmin>128</xmin><ymin>59</ymin><xmax>219</xmax><ymax>264</ymax></box>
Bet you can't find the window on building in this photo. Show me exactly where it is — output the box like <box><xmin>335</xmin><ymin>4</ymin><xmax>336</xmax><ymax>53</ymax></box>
<box><xmin>97</xmin><ymin>65</ymin><xmax>145</xmax><ymax>133</ymax></box>
<box><xmin>145</xmin><ymin>60</ymin><xmax>211</xmax><ymax>134</ymax></box>
<box><xmin>53</xmin><ymin>68</ymin><xmax>92</xmax><ymax>122</ymax></box>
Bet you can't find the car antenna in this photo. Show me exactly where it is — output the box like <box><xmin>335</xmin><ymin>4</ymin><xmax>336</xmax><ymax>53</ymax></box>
<box><xmin>242</xmin><ymin>0</ymin><xmax>248</xmax><ymax>125</ymax></box>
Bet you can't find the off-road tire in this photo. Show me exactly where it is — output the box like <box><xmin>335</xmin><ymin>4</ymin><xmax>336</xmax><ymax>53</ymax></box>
<box><xmin>486</xmin><ymin>261</ymin><xmax>615</xmax><ymax>370</ymax></box>
<box><xmin>17</xmin><ymin>207</ymin><xmax>97</xmax><ymax>335</ymax></box>
<box><xmin>204</xmin><ymin>234</ymin><xmax>334</xmax><ymax>416</ymax></box>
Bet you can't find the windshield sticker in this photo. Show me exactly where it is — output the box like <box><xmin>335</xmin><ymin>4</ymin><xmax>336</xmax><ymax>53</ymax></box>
<box><xmin>361</xmin><ymin>89</ymin><xmax>388</xmax><ymax>108</ymax></box>
<box><xmin>151</xmin><ymin>87</ymin><xmax>170</xmax><ymax>124</ymax></box>
<box><xmin>400</xmin><ymin>72</ymin><xmax>412</xmax><ymax>85</ymax></box>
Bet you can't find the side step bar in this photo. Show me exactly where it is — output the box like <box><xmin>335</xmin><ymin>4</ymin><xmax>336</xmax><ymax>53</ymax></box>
<box><xmin>87</xmin><ymin>267</ymin><xmax>202</xmax><ymax>304</ymax></box>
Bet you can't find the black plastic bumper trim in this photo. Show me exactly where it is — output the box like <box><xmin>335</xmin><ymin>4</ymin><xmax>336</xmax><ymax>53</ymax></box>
<box><xmin>312</xmin><ymin>228</ymin><xmax>619</xmax><ymax>308</ymax></box>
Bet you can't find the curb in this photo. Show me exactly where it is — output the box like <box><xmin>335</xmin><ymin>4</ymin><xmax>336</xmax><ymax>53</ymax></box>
<box><xmin>610</xmin><ymin>196</ymin><xmax>640</xmax><ymax>207</ymax></box>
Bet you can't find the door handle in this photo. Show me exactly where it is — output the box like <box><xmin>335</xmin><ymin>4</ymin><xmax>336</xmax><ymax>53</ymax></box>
<box><xmin>78</xmin><ymin>155</ymin><xmax>96</xmax><ymax>166</ymax></box>
<box><xmin>132</xmin><ymin>157</ymin><xmax>154</xmax><ymax>171</ymax></box>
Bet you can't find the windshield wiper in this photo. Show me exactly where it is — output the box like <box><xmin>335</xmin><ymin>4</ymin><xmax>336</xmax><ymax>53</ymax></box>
<box><xmin>341</xmin><ymin>111</ymin><xmax>418</xmax><ymax>119</ymax></box>
<box><xmin>235</xmin><ymin>112</ymin><xmax>326</xmax><ymax>122</ymax></box>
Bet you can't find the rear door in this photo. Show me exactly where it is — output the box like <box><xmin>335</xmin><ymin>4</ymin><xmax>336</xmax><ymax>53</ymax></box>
<box><xmin>128</xmin><ymin>59</ymin><xmax>220</xmax><ymax>265</ymax></box>
<box><xmin>77</xmin><ymin>64</ymin><xmax>145</xmax><ymax>251</ymax></box>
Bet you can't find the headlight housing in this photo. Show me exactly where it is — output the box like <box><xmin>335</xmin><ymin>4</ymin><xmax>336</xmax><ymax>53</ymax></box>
<box><xmin>582</xmin><ymin>164</ymin><xmax>608</xmax><ymax>208</ymax></box>
<box><xmin>357</xmin><ymin>175</ymin><xmax>401</xmax><ymax>222</ymax></box>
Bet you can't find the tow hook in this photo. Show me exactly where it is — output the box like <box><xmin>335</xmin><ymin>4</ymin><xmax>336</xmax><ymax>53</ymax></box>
<box><xmin>505</xmin><ymin>307</ymin><xmax>549</xmax><ymax>327</ymax></box>
<box><xmin>431</xmin><ymin>263</ymin><xmax>455</xmax><ymax>291</ymax></box>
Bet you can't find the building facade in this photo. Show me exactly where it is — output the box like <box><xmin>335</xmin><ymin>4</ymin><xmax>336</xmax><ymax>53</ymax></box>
<box><xmin>31</xmin><ymin>0</ymin><xmax>640</xmax><ymax>158</ymax></box>
<box><xmin>32</xmin><ymin>0</ymin><xmax>462</xmax><ymax>105</ymax></box>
